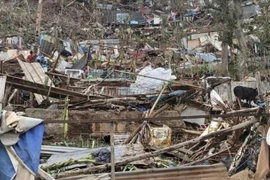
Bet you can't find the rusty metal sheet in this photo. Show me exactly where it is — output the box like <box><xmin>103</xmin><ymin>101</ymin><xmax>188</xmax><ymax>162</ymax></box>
<box><xmin>77</xmin><ymin>163</ymin><xmax>229</xmax><ymax>180</ymax></box>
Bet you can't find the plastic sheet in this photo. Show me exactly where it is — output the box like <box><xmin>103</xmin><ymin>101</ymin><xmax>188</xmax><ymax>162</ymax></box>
<box><xmin>134</xmin><ymin>65</ymin><xmax>172</xmax><ymax>94</ymax></box>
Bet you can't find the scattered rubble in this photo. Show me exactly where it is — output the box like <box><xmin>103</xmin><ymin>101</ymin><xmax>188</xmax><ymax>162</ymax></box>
<box><xmin>1</xmin><ymin>0</ymin><xmax>270</xmax><ymax>180</ymax></box>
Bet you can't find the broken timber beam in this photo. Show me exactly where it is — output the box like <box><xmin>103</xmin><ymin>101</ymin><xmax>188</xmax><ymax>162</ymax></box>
<box><xmin>150</xmin><ymin>147</ymin><xmax>188</xmax><ymax>160</ymax></box>
<box><xmin>45</xmin><ymin>111</ymin><xmax>264</xmax><ymax>124</ymax></box>
<box><xmin>46</xmin><ymin>71</ymin><xmax>80</xmax><ymax>81</ymax></box>
<box><xmin>183</xmin><ymin>148</ymin><xmax>229</xmax><ymax>166</ymax></box>
<box><xmin>5</xmin><ymin>75</ymin><xmax>88</xmax><ymax>99</ymax></box>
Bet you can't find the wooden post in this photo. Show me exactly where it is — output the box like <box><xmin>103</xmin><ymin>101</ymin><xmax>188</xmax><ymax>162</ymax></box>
<box><xmin>130</xmin><ymin>48</ymin><xmax>139</xmax><ymax>73</ymax></box>
<box><xmin>63</xmin><ymin>96</ymin><xmax>69</xmax><ymax>139</ymax></box>
<box><xmin>110</xmin><ymin>122</ymin><xmax>115</xmax><ymax>180</ymax></box>
<box><xmin>256</xmin><ymin>71</ymin><xmax>263</xmax><ymax>100</ymax></box>
<box><xmin>46</xmin><ymin>76</ymin><xmax>54</xmax><ymax>101</ymax></box>
<box><xmin>51</xmin><ymin>53</ymin><xmax>61</xmax><ymax>73</ymax></box>
<box><xmin>30</xmin><ymin>93</ymin><xmax>34</xmax><ymax>108</ymax></box>
<box><xmin>7</xmin><ymin>89</ymin><xmax>18</xmax><ymax>104</ymax></box>
<box><xmin>149</xmin><ymin>84</ymin><xmax>167</xmax><ymax>116</ymax></box>
<box><xmin>123</xmin><ymin>121</ymin><xmax>147</xmax><ymax>144</ymax></box>
<box><xmin>221</xmin><ymin>43</ymin><xmax>229</xmax><ymax>76</ymax></box>
<box><xmin>2</xmin><ymin>85</ymin><xmax>11</xmax><ymax>108</ymax></box>
<box><xmin>227</xmin><ymin>78</ymin><xmax>232</xmax><ymax>106</ymax></box>
<box><xmin>67</xmin><ymin>74</ymin><xmax>70</xmax><ymax>89</ymax></box>
<box><xmin>264</xmin><ymin>91</ymin><xmax>270</xmax><ymax>124</ymax></box>
<box><xmin>106</xmin><ymin>48</ymin><xmax>112</xmax><ymax>69</ymax></box>
<box><xmin>119</xmin><ymin>47</ymin><xmax>124</xmax><ymax>67</ymax></box>
<box><xmin>38</xmin><ymin>168</ymin><xmax>54</xmax><ymax>180</ymax></box>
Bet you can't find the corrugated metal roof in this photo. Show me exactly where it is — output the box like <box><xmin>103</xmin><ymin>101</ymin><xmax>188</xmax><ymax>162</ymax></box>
<box><xmin>96</xmin><ymin>3</ymin><xmax>113</xmax><ymax>10</ymax></box>
<box><xmin>0</xmin><ymin>49</ymin><xmax>20</xmax><ymax>61</ymax></box>
<box><xmin>243</xmin><ymin>4</ymin><xmax>261</xmax><ymax>19</ymax></box>
<box><xmin>42</xmin><ymin>144</ymin><xmax>145</xmax><ymax>169</ymax></box>
<box><xmin>102</xmin><ymin>11</ymin><xmax>145</xmax><ymax>25</ymax></box>
<box><xmin>74</xmin><ymin>163</ymin><xmax>229</xmax><ymax>180</ymax></box>
<box><xmin>80</xmin><ymin>39</ymin><xmax>120</xmax><ymax>52</ymax></box>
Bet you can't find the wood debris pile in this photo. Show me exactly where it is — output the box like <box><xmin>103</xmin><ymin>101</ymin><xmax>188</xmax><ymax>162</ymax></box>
<box><xmin>1</xmin><ymin>1</ymin><xmax>270</xmax><ymax>180</ymax></box>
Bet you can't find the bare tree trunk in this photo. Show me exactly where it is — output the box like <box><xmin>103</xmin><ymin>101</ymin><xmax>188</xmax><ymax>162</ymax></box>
<box><xmin>221</xmin><ymin>43</ymin><xmax>229</xmax><ymax>76</ymax></box>
<box><xmin>35</xmin><ymin>0</ymin><xmax>43</xmax><ymax>54</ymax></box>
<box><xmin>233</xmin><ymin>0</ymin><xmax>248</xmax><ymax>80</ymax></box>
<box><xmin>233</xmin><ymin>0</ymin><xmax>248</xmax><ymax>52</ymax></box>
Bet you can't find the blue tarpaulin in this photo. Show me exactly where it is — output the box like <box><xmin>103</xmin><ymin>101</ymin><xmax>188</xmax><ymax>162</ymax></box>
<box><xmin>0</xmin><ymin>123</ymin><xmax>44</xmax><ymax>180</ymax></box>
<box><xmin>0</xmin><ymin>142</ymin><xmax>15</xmax><ymax>180</ymax></box>
<box><xmin>258</xmin><ymin>101</ymin><xmax>265</xmax><ymax>108</ymax></box>
<box><xmin>195</xmin><ymin>53</ymin><xmax>218</xmax><ymax>63</ymax></box>
<box><xmin>149</xmin><ymin>90</ymin><xmax>187</xmax><ymax>102</ymax></box>
<box><xmin>184</xmin><ymin>11</ymin><xmax>199</xmax><ymax>17</ymax></box>
<box><xmin>130</xmin><ymin>20</ymin><xmax>139</xmax><ymax>25</ymax></box>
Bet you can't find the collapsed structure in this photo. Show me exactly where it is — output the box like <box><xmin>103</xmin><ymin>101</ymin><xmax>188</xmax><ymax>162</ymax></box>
<box><xmin>0</xmin><ymin>0</ymin><xmax>270</xmax><ymax>180</ymax></box>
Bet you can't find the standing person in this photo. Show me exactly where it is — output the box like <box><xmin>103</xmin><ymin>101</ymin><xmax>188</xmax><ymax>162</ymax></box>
<box><xmin>27</xmin><ymin>51</ymin><xmax>35</xmax><ymax>63</ymax></box>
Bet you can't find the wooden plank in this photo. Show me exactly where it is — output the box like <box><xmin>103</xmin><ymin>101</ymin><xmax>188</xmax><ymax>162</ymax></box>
<box><xmin>31</xmin><ymin>63</ymin><xmax>44</xmax><ymax>83</ymax></box>
<box><xmin>178</xmin><ymin>148</ymin><xmax>194</xmax><ymax>156</ymax></box>
<box><xmin>18</xmin><ymin>60</ymin><xmax>45</xmax><ymax>103</ymax></box>
<box><xmin>38</xmin><ymin>168</ymin><xmax>54</xmax><ymax>180</ymax></box>
<box><xmin>46</xmin><ymin>71</ymin><xmax>80</xmax><ymax>81</ymax></box>
<box><xmin>18</xmin><ymin>60</ymin><xmax>54</xmax><ymax>86</ymax></box>
<box><xmin>5</xmin><ymin>75</ymin><xmax>87</xmax><ymax>99</ymax></box>
<box><xmin>150</xmin><ymin>147</ymin><xmax>188</xmax><ymax>160</ymax></box>
<box><xmin>18</xmin><ymin>60</ymin><xmax>55</xmax><ymax>104</ymax></box>
<box><xmin>44</xmin><ymin>110</ymin><xmax>263</xmax><ymax>124</ymax></box>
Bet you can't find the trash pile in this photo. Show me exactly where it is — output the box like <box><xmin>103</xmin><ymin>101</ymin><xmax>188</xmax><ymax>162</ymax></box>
<box><xmin>1</xmin><ymin>0</ymin><xmax>270</xmax><ymax>180</ymax></box>
<box><xmin>1</xmin><ymin>62</ymin><xmax>270</xmax><ymax>179</ymax></box>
